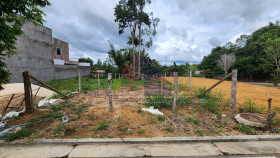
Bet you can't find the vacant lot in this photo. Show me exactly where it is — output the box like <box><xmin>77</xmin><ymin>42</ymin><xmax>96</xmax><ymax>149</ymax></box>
<box><xmin>166</xmin><ymin>77</ymin><xmax>280</xmax><ymax>108</ymax></box>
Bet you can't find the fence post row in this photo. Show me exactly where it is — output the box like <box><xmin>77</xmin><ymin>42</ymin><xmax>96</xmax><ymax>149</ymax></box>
<box><xmin>108</xmin><ymin>73</ymin><xmax>113</xmax><ymax>112</ymax></box>
<box><xmin>173</xmin><ymin>72</ymin><xmax>178</xmax><ymax>111</ymax></box>
<box><xmin>190</xmin><ymin>70</ymin><xmax>192</xmax><ymax>93</ymax></box>
<box><xmin>230</xmin><ymin>70</ymin><xmax>237</xmax><ymax>112</ymax></box>
<box><xmin>22</xmin><ymin>71</ymin><xmax>33</xmax><ymax>113</ymax></box>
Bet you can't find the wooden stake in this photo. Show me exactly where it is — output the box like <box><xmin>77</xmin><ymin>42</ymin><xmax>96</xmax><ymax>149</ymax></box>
<box><xmin>190</xmin><ymin>70</ymin><xmax>192</xmax><ymax>93</ymax></box>
<box><xmin>199</xmin><ymin>72</ymin><xmax>232</xmax><ymax>97</ymax></box>
<box><xmin>230</xmin><ymin>70</ymin><xmax>237</xmax><ymax>112</ymax></box>
<box><xmin>78</xmin><ymin>72</ymin><xmax>81</xmax><ymax>92</ymax></box>
<box><xmin>23</xmin><ymin>71</ymin><xmax>33</xmax><ymax>113</ymax></box>
<box><xmin>173</xmin><ymin>72</ymin><xmax>178</xmax><ymax>111</ymax></box>
<box><xmin>108</xmin><ymin>73</ymin><xmax>113</xmax><ymax>112</ymax></box>
<box><xmin>29</xmin><ymin>74</ymin><xmax>67</xmax><ymax>98</ymax></box>
<box><xmin>3</xmin><ymin>94</ymin><xmax>15</xmax><ymax>114</ymax></box>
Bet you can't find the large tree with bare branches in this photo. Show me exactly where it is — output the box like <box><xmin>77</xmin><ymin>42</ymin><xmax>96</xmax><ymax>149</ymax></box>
<box><xmin>217</xmin><ymin>53</ymin><xmax>236</xmax><ymax>75</ymax></box>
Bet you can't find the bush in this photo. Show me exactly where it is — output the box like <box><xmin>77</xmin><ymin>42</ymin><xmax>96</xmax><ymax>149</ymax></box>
<box><xmin>95</xmin><ymin>121</ymin><xmax>110</xmax><ymax>131</ymax></box>
<box><xmin>145</xmin><ymin>95</ymin><xmax>172</xmax><ymax>109</ymax></box>
<box><xmin>234</xmin><ymin>124</ymin><xmax>258</xmax><ymax>135</ymax></box>
<box><xmin>242</xmin><ymin>98</ymin><xmax>264</xmax><ymax>114</ymax></box>
<box><xmin>186</xmin><ymin>116</ymin><xmax>200</xmax><ymax>125</ymax></box>
<box><xmin>4</xmin><ymin>128</ymin><xmax>31</xmax><ymax>142</ymax></box>
<box><xmin>177</xmin><ymin>95</ymin><xmax>192</xmax><ymax>106</ymax></box>
<box><xmin>202</xmin><ymin>99</ymin><xmax>219</xmax><ymax>113</ymax></box>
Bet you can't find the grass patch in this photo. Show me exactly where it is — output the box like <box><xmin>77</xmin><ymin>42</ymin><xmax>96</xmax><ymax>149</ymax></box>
<box><xmin>177</xmin><ymin>94</ymin><xmax>192</xmax><ymax>106</ymax></box>
<box><xmin>186</xmin><ymin>116</ymin><xmax>200</xmax><ymax>125</ymax></box>
<box><xmin>164</xmin><ymin>126</ymin><xmax>174</xmax><ymax>132</ymax></box>
<box><xmin>145</xmin><ymin>95</ymin><xmax>172</xmax><ymax>109</ymax></box>
<box><xmin>3</xmin><ymin>128</ymin><xmax>31</xmax><ymax>142</ymax></box>
<box><xmin>137</xmin><ymin>128</ymin><xmax>145</xmax><ymax>134</ymax></box>
<box><xmin>241</xmin><ymin>98</ymin><xmax>265</xmax><ymax>114</ymax></box>
<box><xmin>234</xmin><ymin>124</ymin><xmax>258</xmax><ymax>135</ymax></box>
<box><xmin>157</xmin><ymin>115</ymin><xmax>165</xmax><ymax>121</ymax></box>
<box><xmin>95</xmin><ymin>121</ymin><xmax>110</xmax><ymax>131</ymax></box>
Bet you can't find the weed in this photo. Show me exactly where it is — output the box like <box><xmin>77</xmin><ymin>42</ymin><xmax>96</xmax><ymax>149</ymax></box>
<box><xmin>157</xmin><ymin>115</ymin><xmax>165</xmax><ymax>121</ymax></box>
<box><xmin>177</xmin><ymin>95</ymin><xmax>192</xmax><ymax>106</ymax></box>
<box><xmin>137</xmin><ymin>128</ymin><xmax>145</xmax><ymax>134</ymax></box>
<box><xmin>95</xmin><ymin>121</ymin><xmax>109</xmax><ymax>131</ymax></box>
<box><xmin>64</xmin><ymin>126</ymin><xmax>77</xmax><ymax>136</ymax></box>
<box><xmin>137</xmin><ymin>108</ymin><xmax>142</xmax><ymax>113</ymax></box>
<box><xmin>234</xmin><ymin>124</ymin><xmax>258</xmax><ymax>135</ymax></box>
<box><xmin>54</xmin><ymin>124</ymin><xmax>66</xmax><ymax>134</ymax></box>
<box><xmin>3</xmin><ymin>128</ymin><xmax>31</xmax><ymax>142</ymax></box>
<box><xmin>202</xmin><ymin>99</ymin><xmax>219</xmax><ymax>113</ymax></box>
<box><xmin>82</xmin><ymin>85</ymin><xmax>90</xmax><ymax>91</ymax></box>
<box><xmin>145</xmin><ymin>95</ymin><xmax>172</xmax><ymax>109</ymax></box>
<box><xmin>164</xmin><ymin>126</ymin><xmax>174</xmax><ymax>132</ymax></box>
<box><xmin>186</xmin><ymin>116</ymin><xmax>200</xmax><ymax>125</ymax></box>
<box><xmin>48</xmin><ymin>93</ymin><xmax>62</xmax><ymax>99</ymax></box>
<box><xmin>194</xmin><ymin>125</ymin><xmax>203</xmax><ymax>136</ymax></box>
<box><xmin>242</xmin><ymin>98</ymin><xmax>264</xmax><ymax>114</ymax></box>
<box><xmin>223</xmin><ymin>99</ymin><xmax>230</xmax><ymax>108</ymax></box>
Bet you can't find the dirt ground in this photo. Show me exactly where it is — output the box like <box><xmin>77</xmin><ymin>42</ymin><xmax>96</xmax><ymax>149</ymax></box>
<box><xmin>166</xmin><ymin>77</ymin><xmax>280</xmax><ymax>108</ymax></box>
<box><xmin>3</xmin><ymin>85</ymin><xmax>274</xmax><ymax>140</ymax></box>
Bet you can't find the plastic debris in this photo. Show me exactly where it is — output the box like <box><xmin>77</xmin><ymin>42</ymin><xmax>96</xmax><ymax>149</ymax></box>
<box><xmin>2</xmin><ymin>108</ymin><xmax>25</xmax><ymax>120</ymax></box>
<box><xmin>142</xmin><ymin>106</ymin><xmax>164</xmax><ymax>115</ymax></box>
<box><xmin>62</xmin><ymin>116</ymin><xmax>69</xmax><ymax>123</ymax></box>
<box><xmin>0</xmin><ymin>124</ymin><xmax>25</xmax><ymax>138</ymax></box>
<box><xmin>0</xmin><ymin>122</ymin><xmax>5</xmax><ymax>131</ymax></box>
<box><xmin>38</xmin><ymin>99</ymin><xmax>58</xmax><ymax>107</ymax></box>
<box><xmin>200</xmin><ymin>99</ymin><xmax>205</xmax><ymax>101</ymax></box>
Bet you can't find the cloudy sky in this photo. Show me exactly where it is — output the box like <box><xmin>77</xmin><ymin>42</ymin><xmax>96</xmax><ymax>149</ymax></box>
<box><xmin>42</xmin><ymin>0</ymin><xmax>280</xmax><ymax>65</ymax></box>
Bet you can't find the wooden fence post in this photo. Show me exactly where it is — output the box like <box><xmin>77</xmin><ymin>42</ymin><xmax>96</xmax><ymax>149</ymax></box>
<box><xmin>230</xmin><ymin>70</ymin><xmax>237</xmax><ymax>112</ymax></box>
<box><xmin>98</xmin><ymin>73</ymin><xmax>100</xmax><ymax>86</ymax></box>
<box><xmin>190</xmin><ymin>70</ymin><xmax>192</xmax><ymax>93</ymax></box>
<box><xmin>173</xmin><ymin>72</ymin><xmax>178</xmax><ymax>111</ymax></box>
<box><xmin>78</xmin><ymin>72</ymin><xmax>81</xmax><ymax>92</ymax></box>
<box><xmin>23</xmin><ymin>71</ymin><xmax>33</xmax><ymax>113</ymax></box>
<box><xmin>108</xmin><ymin>73</ymin><xmax>113</xmax><ymax>112</ymax></box>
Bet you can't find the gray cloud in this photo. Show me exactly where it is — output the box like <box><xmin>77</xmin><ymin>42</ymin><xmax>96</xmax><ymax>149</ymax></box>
<box><xmin>42</xmin><ymin>0</ymin><xmax>280</xmax><ymax>65</ymax></box>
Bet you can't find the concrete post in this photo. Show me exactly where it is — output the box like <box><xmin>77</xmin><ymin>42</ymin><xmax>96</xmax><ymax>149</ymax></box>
<box><xmin>78</xmin><ymin>72</ymin><xmax>81</xmax><ymax>92</ymax></box>
<box><xmin>173</xmin><ymin>72</ymin><xmax>178</xmax><ymax>111</ymax></box>
<box><xmin>230</xmin><ymin>70</ymin><xmax>237</xmax><ymax>112</ymax></box>
<box><xmin>108</xmin><ymin>73</ymin><xmax>113</xmax><ymax>112</ymax></box>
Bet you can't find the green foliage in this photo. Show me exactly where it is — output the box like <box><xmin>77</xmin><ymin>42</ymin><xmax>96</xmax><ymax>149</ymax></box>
<box><xmin>177</xmin><ymin>94</ymin><xmax>192</xmax><ymax>106</ymax></box>
<box><xmin>137</xmin><ymin>128</ymin><xmax>145</xmax><ymax>134</ymax></box>
<box><xmin>164</xmin><ymin>126</ymin><xmax>174</xmax><ymax>132</ymax></box>
<box><xmin>186</xmin><ymin>117</ymin><xmax>200</xmax><ymax>125</ymax></box>
<box><xmin>241</xmin><ymin>98</ymin><xmax>265</xmax><ymax>114</ymax></box>
<box><xmin>157</xmin><ymin>115</ymin><xmax>165</xmax><ymax>121</ymax></box>
<box><xmin>0</xmin><ymin>0</ymin><xmax>51</xmax><ymax>90</ymax></box>
<box><xmin>95</xmin><ymin>121</ymin><xmax>110</xmax><ymax>131</ymax></box>
<box><xmin>145</xmin><ymin>95</ymin><xmax>172</xmax><ymax>109</ymax></box>
<box><xmin>234</xmin><ymin>124</ymin><xmax>258</xmax><ymax>135</ymax></box>
<box><xmin>79</xmin><ymin>57</ymin><xmax>93</xmax><ymax>66</ymax></box>
<box><xmin>3</xmin><ymin>128</ymin><xmax>31</xmax><ymax>142</ymax></box>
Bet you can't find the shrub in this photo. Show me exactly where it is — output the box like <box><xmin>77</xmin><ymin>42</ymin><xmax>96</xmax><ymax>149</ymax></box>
<box><xmin>95</xmin><ymin>121</ymin><xmax>110</xmax><ymax>131</ymax></box>
<box><xmin>186</xmin><ymin>116</ymin><xmax>200</xmax><ymax>125</ymax></box>
<box><xmin>4</xmin><ymin>128</ymin><xmax>31</xmax><ymax>142</ymax></box>
<box><xmin>242</xmin><ymin>98</ymin><xmax>264</xmax><ymax>114</ymax></box>
<box><xmin>157</xmin><ymin>115</ymin><xmax>165</xmax><ymax>121</ymax></box>
<box><xmin>137</xmin><ymin>128</ymin><xmax>145</xmax><ymax>134</ymax></box>
<box><xmin>202</xmin><ymin>99</ymin><xmax>219</xmax><ymax>113</ymax></box>
<box><xmin>234</xmin><ymin>124</ymin><xmax>258</xmax><ymax>135</ymax></box>
<box><xmin>145</xmin><ymin>95</ymin><xmax>172</xmax><ymax>109</ymax></box>
<box><xmin>164</xmin><ymin>126</ymin><xmax>174</xmax><ymax>132</ymax></box>
<box><xmin>177</xmin><ymin>95</ymin><xmax>192</xmax><ymax>106</ymax></box>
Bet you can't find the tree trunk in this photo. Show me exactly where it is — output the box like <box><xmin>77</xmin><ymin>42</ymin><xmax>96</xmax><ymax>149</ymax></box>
<box><xmin>138</xmin><ymin>24</ymin><xmax>142</xmax><ymax>80</ymax></box>
<box><xmin>132</xmin><ymin>23</ymin><xmax>137</xmax><ymax>80</ymax></box>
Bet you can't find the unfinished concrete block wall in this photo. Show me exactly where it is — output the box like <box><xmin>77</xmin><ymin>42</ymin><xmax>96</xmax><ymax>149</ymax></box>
<box><xmin>4</xmin><ymin>22</ymin><xmax>90</xmax><ymax>83</ymax></box>
<box><xmin>52</xmin><ymin>38</ymin><xmax>69</xmax><ymax>61</ymax></box>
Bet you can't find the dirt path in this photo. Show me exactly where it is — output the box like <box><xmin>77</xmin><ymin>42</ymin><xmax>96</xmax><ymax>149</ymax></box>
<box><xmin>0</xmin><ymin>83</ymin><xmax>54</xmax><ymax>98</ymax></box>
<box><xmin>166</xmin><ymin>77</ymin><xmax>280</xmax><ymax>108</ymax></box>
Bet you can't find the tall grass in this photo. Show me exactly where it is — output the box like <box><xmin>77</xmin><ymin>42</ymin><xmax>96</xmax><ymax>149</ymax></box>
<box><xmin>241</xmin><ymin>98</ymin><xmax>265</xmax><ymax>114</ymax></box>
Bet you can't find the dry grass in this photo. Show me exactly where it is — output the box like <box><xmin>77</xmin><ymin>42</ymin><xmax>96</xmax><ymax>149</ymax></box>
<box><xmin>166</xmin><ymin>77</ymin><xmax>280</xmax><ymax>108</ymax></box>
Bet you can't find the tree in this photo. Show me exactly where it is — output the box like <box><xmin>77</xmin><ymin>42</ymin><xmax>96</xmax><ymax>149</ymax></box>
<box><xmin>114</xmin><ymin>0</ymin><xmax>138</xmax><ymax>79</ymax></box>
<box><xmin>107</xmin><ymin>43</ymin><xmax>130</xmax><ymax>74</ymax></box>
<box><xmin>79</xmin><ymin>57</ymin><xmax>93</xmax><ymax>66</ymax></box>
<box><xmin>264</xmin><ymin>38</ymin><xmax>280</xmax><ymax>85</ymax></box>
<box><xmin>217</xmin><ymin>53</ymin><xmax>236</xmax><ymax>75</ymax></box>
<box><xmin>0</xmin><ymin>0</ymin><xmax>51</xmax><ymax>90</ymax></box>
